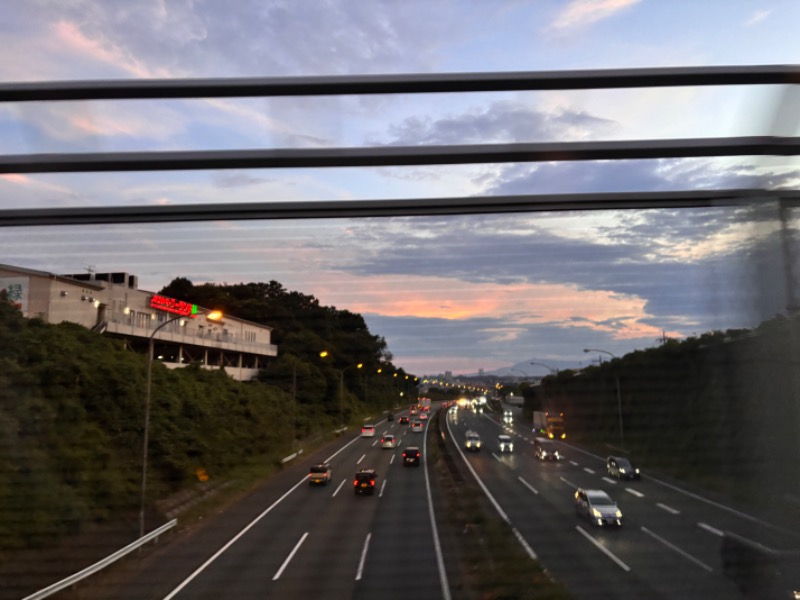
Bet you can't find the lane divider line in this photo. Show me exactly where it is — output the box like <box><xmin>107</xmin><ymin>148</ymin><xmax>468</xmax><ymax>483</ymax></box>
<box><xmin>379</xmin><ymin>479</ymin><xmax>387</xmax><ymax>498</ymax></box>
<box><xmin>423</xmin><ymin>415</ymin><xmax>452</xmax><ymax>600</ymax></box>
<box><xmin>163</xmin><ymin>475</ymin><xmax>308</xmax><ymax>599</ymax></box>
<box><xmin>583</xmin><ymin>467</ymin><xmax>595</xmax><ymax>474</ymax></box>
<box><xmin>273</xmin><ymin>532</ymin><xmax>309</xmax><ymax>580</ymax></box>
<box><xmin>560</xmin><ymin>476</ymin><xmax>578</xmax><ymax>489</ymax></box>
<box><xmin>324</xmin><ymin>431</ymin><xmax>365</xmax><ymax>463</ymax></box>
<box><xmin>625</xmin><ymin>488</ymin><xmax>645</xmax><ymax>498</ymax></box>
<box><xmin>356</xmin><ymin>453</ymin><xmax>366</xmax><ymax>465</ymax></box>
<box><xmin>332</xmin><ymin>478</ymin><xmax>346</xmax><ymax>497</ymax></box>
<box><xmin>354</xmin><ymin>533</ymin><xmax>371</xmax><ymax>580</ymax></box>
<box><xmin>491</xmin><ymin>453</ymin><xmax>502</xmax><ymax>462</ymax></box>
<box><xmin>656</xmin><ymin>502</ymin><xmax>680</xmax><ymax>515</ymax></box>
<box><xmin>698</xmin><ymin>522</ymin><xmax>724</xmax><ymax>537</ymax></box>
<box><xmin>390</xmin><ymin>454</ymin><xmax>395</xmax><ymax>465</ymax></box>
<box><xmin>641</xmin><ymin>527</ymin><xmax>713</xmax><ymax>572</ymax></box>
<box><xmin>570</xmin><ymin>461</ymin><xmax>579</xmax><ymax>466</ymax></box>
<box><xmin>512</xmin><ymin>528</ymin><xmax>538</xmax><ymax>560</ymax></box>
<box><xmin>518</xmin><ymin>477</ymin><xmax>539</xmax><ymax>496</ymax></box>
<box><xmin>576</xmin><ymin>526</ymin><xmax>631</xmax><ymax>572</ymax></box>
<box><xmin>602</xmin><ymin>477</ymin><xmax>618</xmax><ymax>485</ymax></box>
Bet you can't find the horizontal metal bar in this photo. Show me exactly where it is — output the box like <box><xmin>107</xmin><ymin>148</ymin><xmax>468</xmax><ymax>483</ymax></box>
<box><xmin>1</xmin><ymin>190</ymin><xmax>791</xmax><ymax>227</ymax></box>
<box><xmin>22</xmin><ymin>519</ymin><xmax>177</xmax><ymax>600</ymax></box>
<box><xmin>2</xmin><ymin>137</ymin><xmax>799</xmax><ymax>174</ymax></box>
<box><xmin>2</xmin><ymin>65</ymin><xmax>799</xmax><ymax>102</ymax></box>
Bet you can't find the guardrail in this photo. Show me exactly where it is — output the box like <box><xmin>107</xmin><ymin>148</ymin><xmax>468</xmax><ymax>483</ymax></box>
<box><xmin>22</xmin><ymin>519</ymin><xmax>177</xmax><ymax>600</ymax></box>
<box><xmin>280</xmin><ymin>448</ymin><xmax>304</xmax><ymax>464</ymax></box>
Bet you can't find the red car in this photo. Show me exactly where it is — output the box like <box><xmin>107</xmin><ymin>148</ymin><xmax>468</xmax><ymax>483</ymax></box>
<box><xmin>399</xmin><ymin>416</ymin><xmax>410</xmax><ymax>424</ymax></box>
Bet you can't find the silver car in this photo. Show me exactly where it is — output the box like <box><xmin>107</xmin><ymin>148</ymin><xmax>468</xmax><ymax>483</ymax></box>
<box><xmin>574</xmin><ymin>489</ymin><xmax>623</xmax><ymax>527</ymax></box>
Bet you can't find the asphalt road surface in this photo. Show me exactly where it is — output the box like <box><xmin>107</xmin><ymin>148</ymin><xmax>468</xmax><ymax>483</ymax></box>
<box><xmin>445</xmin><ymin>403</ymin><xmax>800</xmax><ymax>599</ymax></box>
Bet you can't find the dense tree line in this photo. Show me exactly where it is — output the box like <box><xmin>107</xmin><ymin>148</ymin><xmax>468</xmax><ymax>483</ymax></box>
<box><xmin>525</xmin><ymin>318</ymin><xmax>800</xmax><ymax>501</ymax></box>
<box><xmin>0</xmin><ymin>278</ymin><xmax>413</xmax><ymax>549</ymax></box>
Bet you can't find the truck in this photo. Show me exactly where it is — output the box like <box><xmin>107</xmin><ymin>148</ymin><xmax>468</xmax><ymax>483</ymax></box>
<box><xmin>533</xmin><ymin>411</ymin><xmax>566</xmax><ymax>440</ymax></box>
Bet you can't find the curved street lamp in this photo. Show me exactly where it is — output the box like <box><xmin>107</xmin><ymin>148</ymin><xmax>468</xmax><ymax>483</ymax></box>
<box><xmin>583</xmin><ymin>348</ymin><xmax>624</xmax><ymax>450</ymax></box>
<box><xmin>140</xmin><ymin>308</ymin><xmax>222</xmax><ymax>537</ymax></box>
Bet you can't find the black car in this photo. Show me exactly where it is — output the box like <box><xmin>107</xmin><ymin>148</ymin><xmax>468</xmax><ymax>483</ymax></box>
<box><xmin>354</xmin><ymin>469</ymin><xmax>377</xmax><ymax>495</ymax></box>
<box><xmin>399</xmin><ymin>416</ymin><xmax>410</xmax><ymax>425</ymax></box>
<box><xmin>402</xmin><ymin>446</ymin><xmax>421</xmax><ymax>466</ymax></box>
<box><xmin>607</xmin><ymin>456</ymin><xmax>640</xmax><ymax>480</ymax></box>
<box><xmin>387</xmin><ymin>412</ymin><xmax>394</xmax><ymax>421</ymax></box>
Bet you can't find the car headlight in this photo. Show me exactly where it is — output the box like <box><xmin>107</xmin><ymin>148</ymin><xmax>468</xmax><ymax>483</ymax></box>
<box><xmin>509</xmin><ymin>444</ymin><xmax>514</xmax><ymax>451</ymax></box>
<box><xmin>619</xmin><ymin>468</ymin><xmax>626</xmax><ymax>473</ymax></box>
<box><xmin>635</xmin><ymin>468</ymin><xmax>640</xmax><ymax>473</ymax></box>
<box><xmin>592</xmin><ymin>508</ymin><xmax>602</xmax><ymax>518</ymax></box>
<box><xmin>615</xmin><ymin>509</ymin><xmax>623</xmax><ymax>518</ymax></box>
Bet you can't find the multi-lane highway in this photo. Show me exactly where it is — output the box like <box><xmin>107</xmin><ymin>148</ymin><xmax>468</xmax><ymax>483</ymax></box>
<box><xmin>445</xmin><ymin>403</ymin><xmax>800</xmax><ymax>599</ymax></box>
<box><xmin>79</xmin><ymin>408</ymin><xmax>449</xmax><ymax>600</ymax></box>
<box><xmin>61</xmin><ymin>402</ymin><xmax>799</xmax><ymax>599</ymax></box>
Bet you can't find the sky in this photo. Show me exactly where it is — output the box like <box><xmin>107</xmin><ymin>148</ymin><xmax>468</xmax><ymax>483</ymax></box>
<box><xmin>1</xmin><ymin>0</ymin><xmax>800</xmax><ymax>376</ymax></box>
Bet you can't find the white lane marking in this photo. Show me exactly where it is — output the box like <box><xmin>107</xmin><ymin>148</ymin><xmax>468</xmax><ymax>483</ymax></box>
<box><xmin>324</xmin><ymin>431</ymin><xmax>364</xmax><ymax>463</ymax></box>
<box><xmin>583</xmin><ymin>467</ymin><xmax>596</xmax><ymax>474</ymax></box>
<box><xmin>518</xmin><ymin>477</ymin><xmax>539</xmax><ymax>496</ymax></box>
<box><xmin>625</xmin><ymin>488</ymin><xmax>645</xmax><ymax>498</ymax></box>
<box><xmin>602</xmin><ymin>477</ymin><xmax>618</xmax><ymax>485</ymax></box>
<box><xmin>332</xmin><ymin>478</ymin><xmax>347</xmax><ymax>497</ymax></box>
<box><xmin>354</xmin><ymin>533</ymin><xmax>372</xmax><ymax>580</ymax></box>
<box><xmin>356</xmin><ymin>453</ymin><xmax>366</xmax><ymax>465</ymax></box>
<box><xmin>512</xmin><ymin>528</ymin><xmax>538</xmax><ymax>559</ymax></box>
<box><xmin>560</xmin><ymin>476</ymin><xmax>578</xmax><ymax>489</ymax></box>
<box><xmin>379</xmin><ymin>479</ymin><xmax>387</xmax><ymax>498</ymax></box>
<box><xmin>657</xmin><ymin>502</ymin><xmax>680</xmax><ymax>515</ymax></box>
<box><xmin>272</xmin><ymin>532</ymin><xmax>309</xmax><ymax>580</ymax></box>
<box><xmin>491</xmin><ymin>453</ymin><xmax>502</xmax><ymax>462</ymax></box>
<box><xmin>424</xmin><ymin>411</ymin><xmax>452</xmax><ymax>600</ymax></box>
<box><xmin>163</xmin><ymin>475</ymin><xmax>308</xmax><ymax>599</ymax></box>
<box><xmin>641</xmin><ymin>527</ymin><xmax>713</xmax><ymax>572</ymax></box>
<box><xmin>698</xmin><ymin>522</ymin><xmax>724</xmax><ymax>537</ymax></box>
<box><xmin>576</xmin><ymin>526</ymin><xmax>631</xmax><ymax>572</ymax></box>
<box><xmin>372</xmin><ymin>439</ymin><xmax>379</xmax><ymax>447</ymax></box>
<box><xmin>570</xmin><ymin>461</ymin><xmax>579</xmax><ymax>466</ymax></box>
<box><xmin>390</xmin><ymin>454</ymin><xmax>395</xmax><ymax>465</ymax></box>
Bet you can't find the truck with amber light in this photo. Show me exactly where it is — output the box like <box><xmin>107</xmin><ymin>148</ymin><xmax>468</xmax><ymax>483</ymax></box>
<box><xmin>533</xmin><ymin>411</ymin><xmax>566</xmax><ymax>440</ymax></box>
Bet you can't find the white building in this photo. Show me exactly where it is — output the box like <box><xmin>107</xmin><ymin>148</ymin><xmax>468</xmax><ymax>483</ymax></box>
<box><xmin>0</xmin><ymin>264</ymin><xmax>278</xmax><ymax>381</ymax></box>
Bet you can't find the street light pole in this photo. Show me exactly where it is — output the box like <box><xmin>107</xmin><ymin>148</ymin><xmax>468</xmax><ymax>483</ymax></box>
<box><xmin>140</xmin><ymin>309</ymin><xmax>221</xmax><ymax>538</ymax></box>
<box><xmin>530</xmin><ymin>361</ymin><xmax>558</xmax><ymax>374</ymax></box>
<box><xmin>583</xmin><ymin>348</ymin><xmax>624</xmax><ymax>450</ymax></box>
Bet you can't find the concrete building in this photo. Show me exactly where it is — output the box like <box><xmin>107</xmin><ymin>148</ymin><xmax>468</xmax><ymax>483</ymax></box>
<box><xmin>0</xmin><ymin>264</ymin><xmax>278</xmax><ymax>381</ymax></box>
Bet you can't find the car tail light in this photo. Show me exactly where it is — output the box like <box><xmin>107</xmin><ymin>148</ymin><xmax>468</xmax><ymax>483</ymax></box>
<box><xmin>353</xmin><ymin>479</ymin><xmax>359</xmax><ymax>486</ymax></box>
<box><xmin>370</xmin><ymin>480</ymin><xmax>375</xmax><ymax>486</ymax></box>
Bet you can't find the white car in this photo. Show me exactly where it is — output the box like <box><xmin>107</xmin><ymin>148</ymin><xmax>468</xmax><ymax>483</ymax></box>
<box><xmin>410</xmin><ymin>420</ymin><xmax>424</xmax><ymax>432</ymax></box>
<box><xmin>381</xmin><ymin>434</ymin><xmax>397</xmax><ymax>448</ymax></box>
<box><xmin>465</xmin><ymin>431</ymin><xmax>481</xmax><ymax>451</ymax></box>
<box><xmin>361</xmin><ymin>424</ymin><xmax>376</xmax><ymax>437</ymax></box>
<box><xmin>575</xmin><ymin>489</ymin><xmax>623</xmax><ymax>527</ymax></box>
<box><xmin>419</xmin><ymin>412</ymin><xmax>429</xmax><ymax>421</ymax></box>
<box><xmin>498</xmin><ymin>434</ymin><xmax>513</xmax><ymax>453</ymax></box>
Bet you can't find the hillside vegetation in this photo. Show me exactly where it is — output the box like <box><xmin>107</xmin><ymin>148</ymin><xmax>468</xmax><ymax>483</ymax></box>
<box><xmin>0</xmin><ymin>278</ymin><xmax>410</xmax><ymax>550</ymax></box>
<box><xmin>524</xmin><ymin>316</ymin><xmax>800</xmax><ymax>505</ymax></box>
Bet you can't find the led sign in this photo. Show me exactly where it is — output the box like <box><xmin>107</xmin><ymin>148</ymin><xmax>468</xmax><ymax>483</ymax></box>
<box><xmin>150</xmin><ymin>294</ymin><xmax>198</xmax><ymax>317</ymax></box>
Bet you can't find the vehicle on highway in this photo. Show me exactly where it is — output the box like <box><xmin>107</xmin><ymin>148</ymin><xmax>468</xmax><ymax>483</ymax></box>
<box><xmin>419</xmin><ymin>412</ymin><xmax>429</xmax><ymax>421</ymax></box>
<box><xmin>361</xmin><ymin>424</ymin><xmax>376</xmax><ymax>437</ymax></box>
<box><xmin>308</xmin><ymin>463</ymin><xmax>332</xmax><ymax>486</ymax></box>
<box><xmin>410</xmin><ymin>407</ymin><xmax>418</xmax><ymax>416</ymax></box>
<box><xmin>498</xmin><ymin>434</ymin><xmax>513</xmax><ymax>453</ymax></box>
<box><xmin>402</xmin><ymin>446</ymin><xmax>421</xmax><ymax>466</ymax></box>
<box><xmin>465</xmin><ymin>430</ymin><xmax>482</xmax><ymax>452</ymax></box>
<box><xmin>607</xmin><ymin>456</ymin><xmax>640</xmax><ymax>480</ymax></box>
<box><xmin>399</xmin><ymin>416</ymin><xmax>410</xmax><ymax>425</ymax></box>
<box><xmin>410</xmin><ymin>420</ymin><xmax>424</xmax><ymax>432</ymax></box>
<box><xmin>503</xmin><ymin>410</ymin><xmax>513</xmax><ymax>424</ymax></box>
<box><xmin>534</xmin><ymin>437</ymin><xmax>560</xmax><ymax>461</ymax></box>
<box><xmin>574</xmin><ymin>488</ymin><xmax>623</xmax><ymax>527</ymax></box>
<box><xmin>353</xmin><ymin>469</ymin><xmax>377</xmax><ymax>495</ymax></box>
<box><xmin>387</xmin><ymin>412</ymin><xmax>394</xmax><ymax>421</ymax></box>
<box><xmin>381</xmin><ymin>434</ymin><xmax>397</xmax><ymax>448</ymax></box>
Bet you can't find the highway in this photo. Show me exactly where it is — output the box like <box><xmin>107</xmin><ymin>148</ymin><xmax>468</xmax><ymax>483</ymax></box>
<box><xmin>445</xmin><ymin>403</ymin><xmax>800</xmax><ymax>599</ymax></box>
<box><xmin>81</xmin><ymin>408</ymin><xmax>449</xmax><ymax>600</ymax></box>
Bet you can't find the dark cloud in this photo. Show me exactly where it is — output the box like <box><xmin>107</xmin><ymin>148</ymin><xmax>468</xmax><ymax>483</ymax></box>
<box><xmin>385</xmin><ymin>100</ymin><xmax>617</xmax><ymax>146</ymax></box>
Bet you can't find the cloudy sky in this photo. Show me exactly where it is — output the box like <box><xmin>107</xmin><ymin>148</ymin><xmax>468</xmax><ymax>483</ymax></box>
<box><xmin>2</xmin><ymin>0</ymin><xmax>800</xmax><ymax>376</ymax></box>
